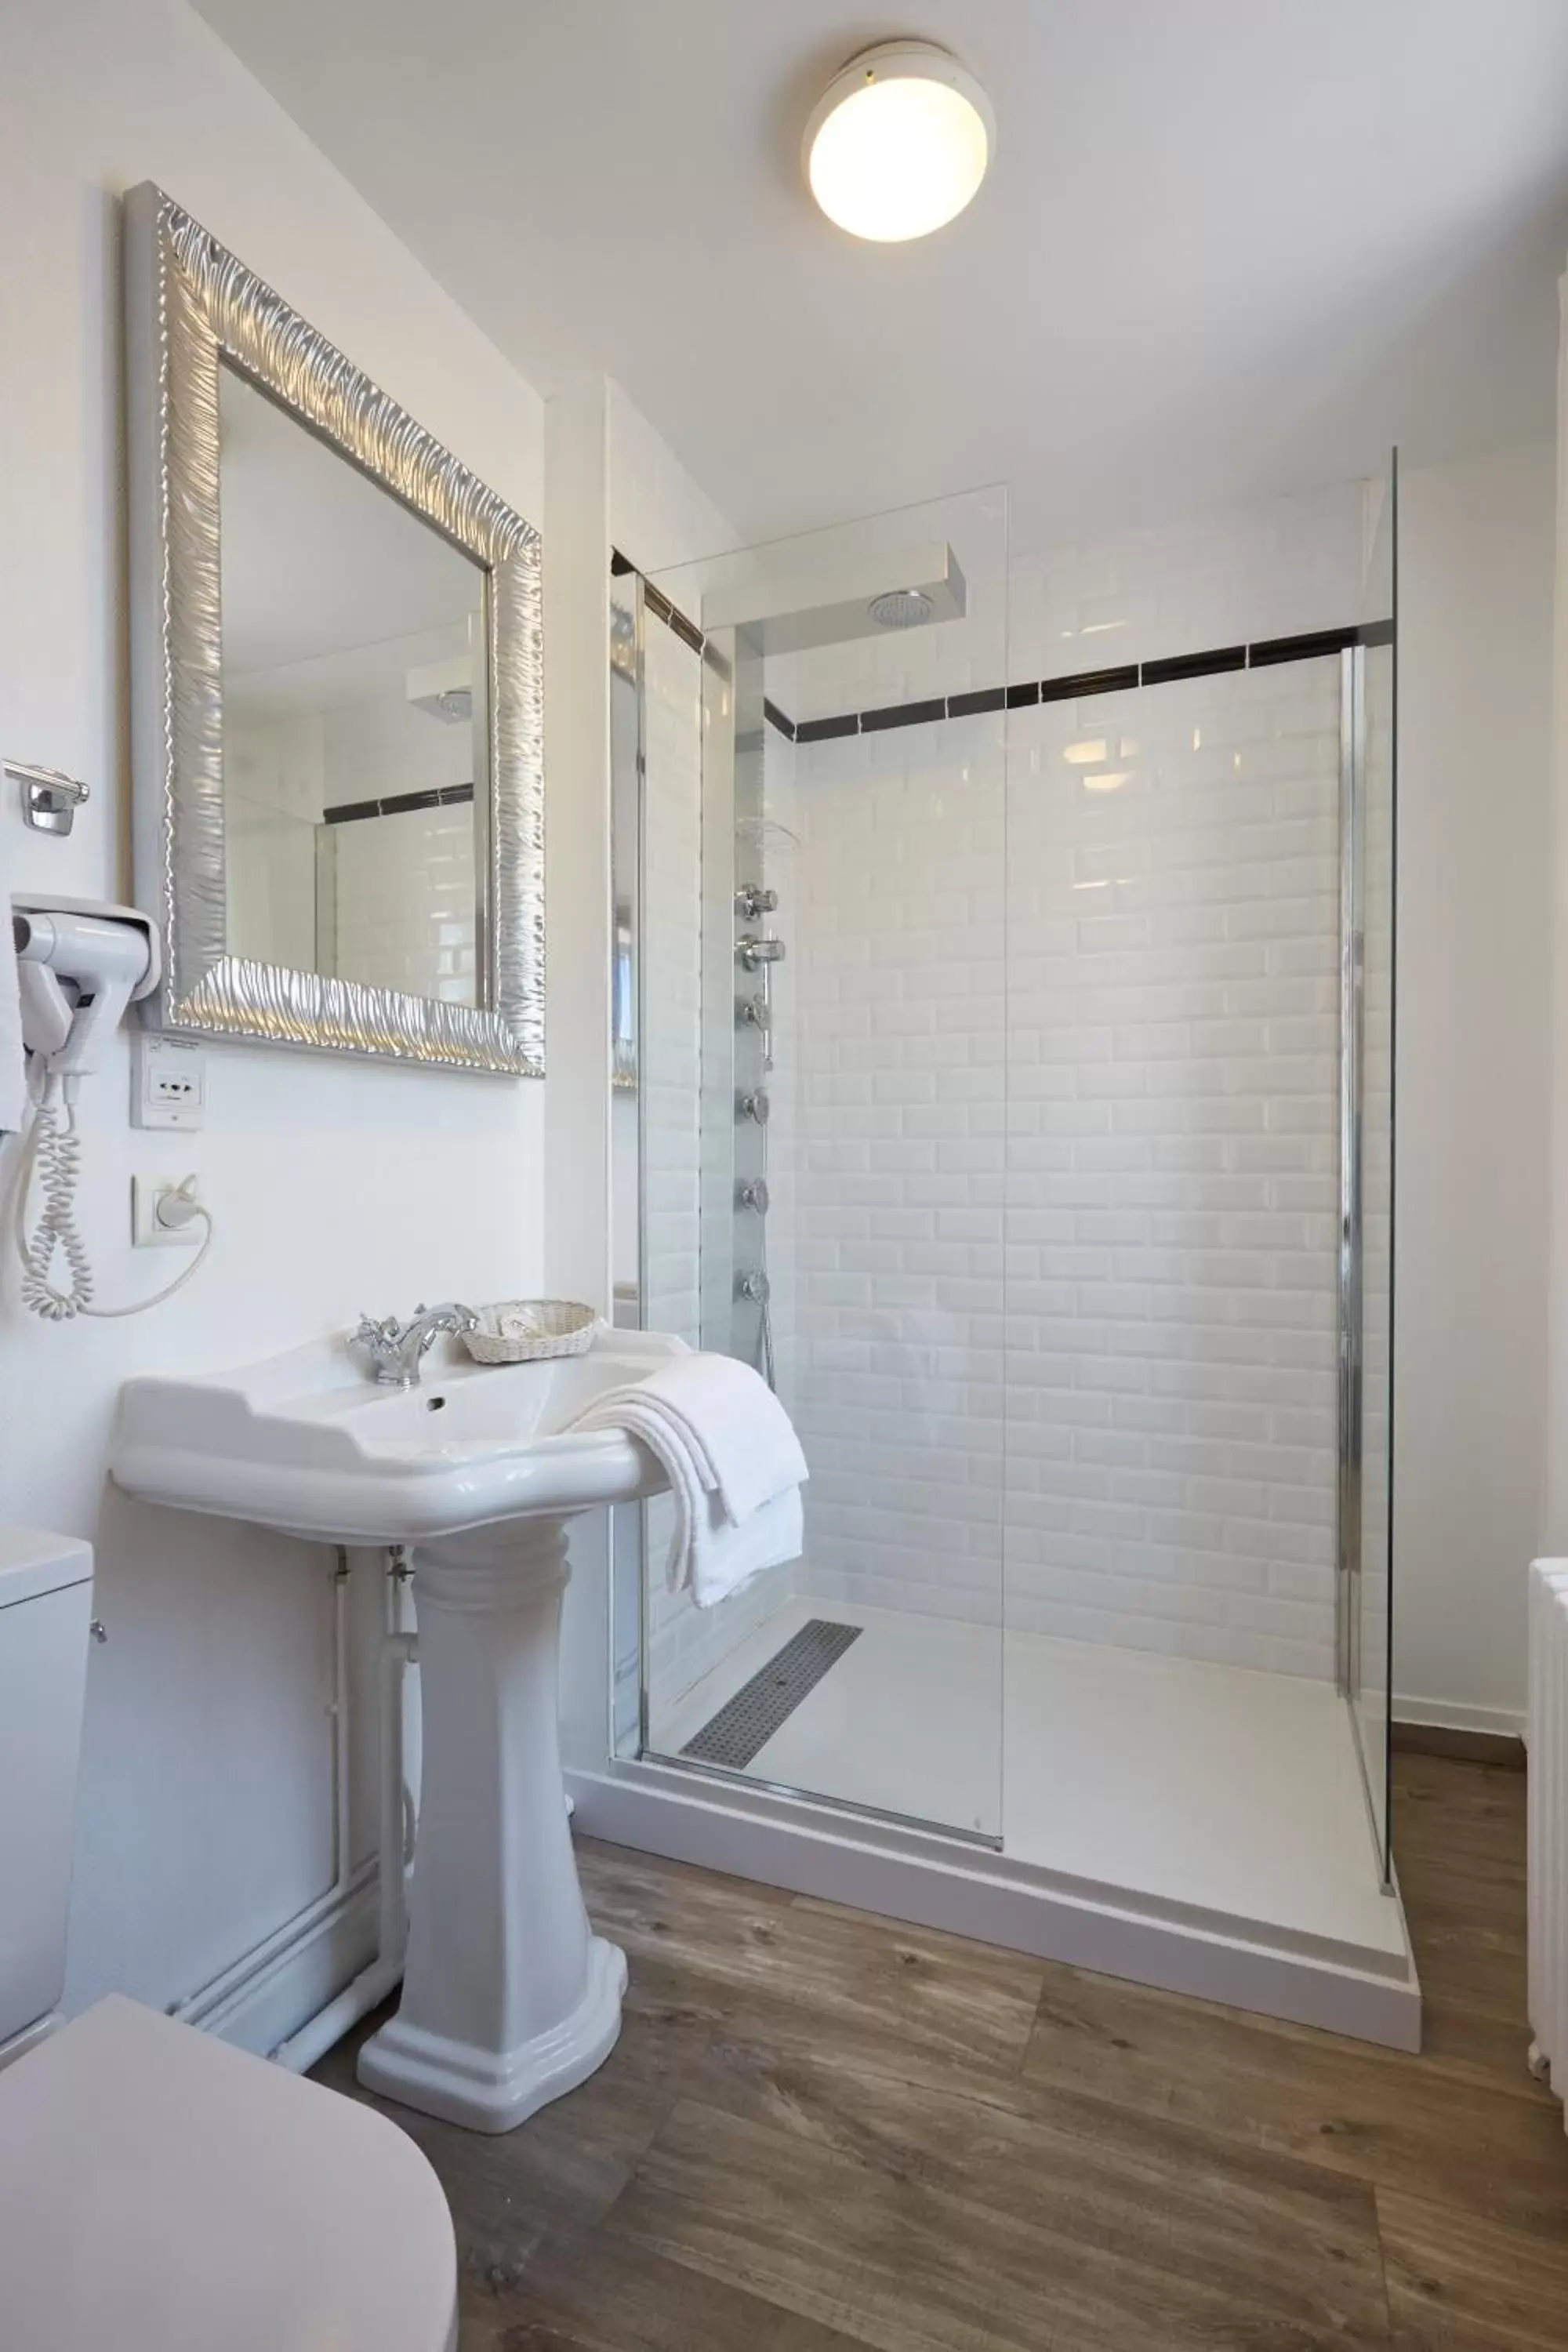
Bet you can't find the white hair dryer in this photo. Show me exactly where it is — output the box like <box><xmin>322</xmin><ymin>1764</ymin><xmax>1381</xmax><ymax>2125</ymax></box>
<box><xmin>9</xmin><ymin>896</ymin><xmax>211</xmax><ymax>1321</ymax></box>
<box><xmin>13</xmin><ymin>902</ymin><xmax>158</xmax><ymax>1076</ymax></box>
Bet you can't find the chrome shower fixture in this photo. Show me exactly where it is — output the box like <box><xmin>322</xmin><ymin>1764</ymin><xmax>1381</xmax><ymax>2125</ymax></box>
<box><xmin>737</xmin><ymin>1090</ymin><xmax>771</xmax><ymax>1124</ymax></box>
<box><xmin>868</xmin><ymin>586</ymin><xmax>935</xmax><ymax>630</ymax></box>
<box><xmin>735</xmin><ymin>882</ymin><xmax>779</xmax><ymax>920</ymax></box>
<box><xmin>701</xmin><ymin>540</ymin><xmax>964</xmax><ymax>654</ymax></box>
<box><xmin>738</xmin><ymin>935</ymin><xmax>786</xmax><ymax>971</ymax></box>
<box><xmin>735</xmin><ymin>1268</ymin><xmax>771</xmax><ymax>1305</ymax></box>
<box><xmin>736</xmin><ymin>1178</ymin><xmax>771</xmax><ymax>1214</ymax></box>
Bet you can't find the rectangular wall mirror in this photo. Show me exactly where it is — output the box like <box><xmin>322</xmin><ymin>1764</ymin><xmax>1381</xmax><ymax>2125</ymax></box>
<box><xmin>125</xmin><ymin>184</ymin><xmax>545</xmax><ymax>1074</ymax></box>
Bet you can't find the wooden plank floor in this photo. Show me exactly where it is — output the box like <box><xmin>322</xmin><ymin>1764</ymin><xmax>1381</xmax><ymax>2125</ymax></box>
<box><xmin>317</xmin><ymin>1753</ymin><xmax>1568</xmax><ymax>2350</ymax></box>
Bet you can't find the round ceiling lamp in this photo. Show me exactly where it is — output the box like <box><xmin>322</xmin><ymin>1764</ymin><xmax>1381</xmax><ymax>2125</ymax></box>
<box><xmin>804</xmin><ymin>41</ymin><xmax>995</xmax><ymax>243</ymax></box>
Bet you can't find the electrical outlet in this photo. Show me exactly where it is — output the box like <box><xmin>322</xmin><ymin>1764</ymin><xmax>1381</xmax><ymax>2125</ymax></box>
<box><xmin>132</xmin><ymin>1174</ymin><xmax>205</xmax><ymax>1249</ymax></box>
<box><xmin>132</xmin><ymin>1032</ymin><xmax>206</xmax><ymax>1131</ymax></box>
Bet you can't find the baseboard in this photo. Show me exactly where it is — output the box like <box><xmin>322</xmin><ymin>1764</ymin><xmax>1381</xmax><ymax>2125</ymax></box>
<box><xmin>192</xmin><ymin>1878</ymin><xmax>381</xmax><ymax>2060</ymax></box>
<box><xmin>1392</xmin><ymin>1719</ymin><xmax>1526</xmax><ymax>1769</ymax></box>
<box><xmin>1393</xmin><ymin>1692</ymin><xmax>1526</xmax><ymax>1747</ymax></box>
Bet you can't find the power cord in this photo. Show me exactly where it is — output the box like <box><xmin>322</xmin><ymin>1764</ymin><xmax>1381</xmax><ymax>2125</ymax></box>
<box><xmin>12</xmin><ymin>1073</ymin><xmax>215</xmax><ymax>1320</ymax></box>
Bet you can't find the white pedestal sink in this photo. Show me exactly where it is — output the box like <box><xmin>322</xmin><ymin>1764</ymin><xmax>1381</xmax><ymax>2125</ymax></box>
<box><xmin>112</xmin><ymin>1325</ymin><xmax>681</xmax><ymax>2132</ymax></box>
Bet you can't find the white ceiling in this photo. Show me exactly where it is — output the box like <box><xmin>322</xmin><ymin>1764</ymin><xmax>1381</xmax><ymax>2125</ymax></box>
<box><xmin>194</xmin><ymin>0</ymin><xmax>1568</xmax><ymax>550</ymax></box>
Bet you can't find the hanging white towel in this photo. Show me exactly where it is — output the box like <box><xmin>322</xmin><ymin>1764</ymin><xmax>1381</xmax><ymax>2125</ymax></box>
<box><xmin>0</xmin><ymin>905</ymin><xmax>25</xmax><ymax>1137</ymax></box>
<box><xmin>569</xmin><ymin>1352</ymin><xmax>808</xmax><ymax>1608</ymax></box>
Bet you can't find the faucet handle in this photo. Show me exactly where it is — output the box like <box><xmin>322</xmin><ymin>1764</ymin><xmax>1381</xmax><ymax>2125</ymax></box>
<box><xmin>351</xmin><ymin>1303</ymin><xmax>477</xmax><ymax>1387</ymax></box>
<box><xmin>409</xmin><ymin>1301</ymin><xmax>480</xmax><ymax>1358</ymax></box>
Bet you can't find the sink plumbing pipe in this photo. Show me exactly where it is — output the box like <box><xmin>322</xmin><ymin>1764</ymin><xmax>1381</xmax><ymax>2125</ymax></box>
<box><xmin>270</xmin><ymin>1549</ymin><xmax>419</xmax><ymax>2074</ymax></box>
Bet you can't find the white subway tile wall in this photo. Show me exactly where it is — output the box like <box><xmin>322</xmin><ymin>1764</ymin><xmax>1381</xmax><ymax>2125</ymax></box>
<box><xmin>630</xmin><ymin>481</ymin><xmax>1368</xmax><ymax>1704</ymax></box>
<box><xmin>785</xmin><ymin>720</ymin><xmax>1011</xmax><ymax>1630</ymax></box>
<box><xmin>1001</xmin><ymin>666</ymin><xmax>1341</xmax><ymax>1675</ymax></box>
<box><xmin>775</xmin><ymin>481</ymin><xmax>1364</xmax><ymax>728</ymax></box>
<box><xmin>1357</xmin><ymin>633</ymin><xmax>1396</xmax><ymax>1762</ymax></box>
<box><xmin>759</xmin><ymin>724</ymin><xmax>801</xmax><ymax>1428</ymax></box>
<box><xmin>773</xmin><ymin>483</ymin><xmax>1363</xmax><ymax>1678</ymax></box>
<box><xmin>641</xmin><ymin>619</ymin><xmax>703</xmax><ymax>1353</ymax></box>
<box><xmin>225</xmin><ymin>676</ymin><xmax>480</xmax><ymax>1000</ymax></box>
<box><xmin>1009</xmin><ymin>482</ymin><xmax>1365</xmax><ymax>684</ymax></box>
<box><xmin>330</xmin><ymin>802</ymin><xmax>477</xmax><ymax>1001</ymax></box>
<box><xmin>641</xmin><ymin>620</ymin><xmax>796</xmax><ymax>1712</ymax></box>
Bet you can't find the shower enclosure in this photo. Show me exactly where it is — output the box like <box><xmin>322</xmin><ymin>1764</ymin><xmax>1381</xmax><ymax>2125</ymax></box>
<box><xmin>601</xmin><ymin>466</ymin><xmax>1409</xmax><ymax>2039</ymax></box>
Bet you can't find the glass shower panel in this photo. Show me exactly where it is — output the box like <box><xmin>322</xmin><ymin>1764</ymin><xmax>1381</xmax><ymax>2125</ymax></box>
<box><xmin>1003</xmin><ymin>651</ymin><xmax>1347</xmax><ymax>1891</ymax></box>
<box><xmin>1353</xmin><ymin>459</ymin><xmax>1397</xmax><ymax>1878</ymax></box>
<box><xmin>637</xmin><ymin>488</ymin><xmax>1011</xmax><ymax>1842</ymax></box>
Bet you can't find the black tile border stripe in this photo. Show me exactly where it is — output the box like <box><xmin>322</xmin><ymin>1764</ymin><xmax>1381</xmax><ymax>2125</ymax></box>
<box><xmin>794</xmin><ymin>711</ymin><xmax>859</xmax><ymax>745</ymax></box>
<box><xmin>615</xmin><ymin>546</ymin><xmax>1382</xmax><ymax>747</ymax></box>
<box><xmin>323</xmin><ymin>782</ymin><xmax>474</xmax><ymax>826</ymax></box>
<box><xmin>1038</xmin><ymin>664</ymin><xmax>1140</xmax><ymax>702</ymax></box>
<box><xmin>1141</xmin><ymin>644</ymin><xmax>1246</xmax><ymax>686</ymax></box>
<box><xmin>1247</xmin><ymin>624</ymin><xmax>1360</xmax><ymax>668</ymax></box>
<box><xmin>862</xmin><ymin>695</ymin><xmax>947</xmax><ymax>732</ymax></box>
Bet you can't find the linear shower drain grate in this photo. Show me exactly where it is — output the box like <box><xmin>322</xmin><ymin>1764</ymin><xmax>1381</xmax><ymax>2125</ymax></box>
<box><xmin>681</xmin><ymin>1618</ymin><xmax>862</xmax><ymax>1771</ymax></box>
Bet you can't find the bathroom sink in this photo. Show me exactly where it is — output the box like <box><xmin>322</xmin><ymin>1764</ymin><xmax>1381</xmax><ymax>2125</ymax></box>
<box><xmin>111</xmin><ymin>1319</ymin><xmax>688</xmax><ymax>2137</ymax></box>
<box><xmin>111</xmin><ymin>1324</ymin><xmax>681</xmax><ymax>1543</ymax></box>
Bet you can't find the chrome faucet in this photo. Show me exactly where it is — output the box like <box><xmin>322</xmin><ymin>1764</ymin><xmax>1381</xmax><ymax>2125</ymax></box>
<box><xmin>352</xmin><ymin>1301</ymin><xmax>479</xmax><ymax>1388</ymax></box>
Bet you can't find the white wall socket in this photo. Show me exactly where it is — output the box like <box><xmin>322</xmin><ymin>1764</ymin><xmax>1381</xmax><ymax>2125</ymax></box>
<box><xmin>132</xmin><ymin>1174</ymin><xmax>205</xmax><ymax>1249</ymax></box>
<box><xmin>132</xmin><ymin>1032</ymin><xmax>206</xmax><ymax>1131</ymax></box>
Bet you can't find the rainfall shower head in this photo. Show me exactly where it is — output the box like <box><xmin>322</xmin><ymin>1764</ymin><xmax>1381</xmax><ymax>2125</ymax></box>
<box><xmin>867</xmin><ymin>587</ymin><xmax>935</xmax><ymax>630</ymax></box>
<box><xmin>702</xmin><ymin>540</ymin><xmax>965</xmax><ymax>654</ymax></box>
<box><xmin>410</xmin><ymin>687</ymin><xmax>472</xmax><ymax>725</ymax></box>
<box><xmin>406</xmin><ymin>655</ymin><xmax>474</xmax><ymax>725</ymax></box>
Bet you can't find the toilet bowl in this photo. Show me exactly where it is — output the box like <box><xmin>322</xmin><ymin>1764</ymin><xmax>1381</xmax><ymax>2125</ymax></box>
<box><xmin>0</xmin><ymin>1996</ymin><xmax>458</xmax><ymax>2352</ymax></box>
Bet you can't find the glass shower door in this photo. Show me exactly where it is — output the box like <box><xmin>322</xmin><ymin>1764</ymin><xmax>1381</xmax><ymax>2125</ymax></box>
<box><xmin>622</xmin><ymin>489</ymin><xmax>1011</xmax><ymax>1843</ymax></box>
<box><xmin>1348</xmin><ymin>457</ymin><xmax>1398</xmax><ymax>1877</ymax></box>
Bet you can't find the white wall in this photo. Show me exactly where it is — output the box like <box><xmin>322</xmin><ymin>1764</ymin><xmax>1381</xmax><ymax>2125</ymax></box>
<box><xmin>548</xmin><ymin>382</ymin><xmax>744</xmax><ymax>1773</ymax></box>
<box><xmin>0</xmin><ymin>0</ymin><xmax>546</xmax><ymax>2025</ymax></box>
<box><xmin>1398</xmin><ymin>441</ymin><xmax>1555</xmax><ymax>1736</ymax></box>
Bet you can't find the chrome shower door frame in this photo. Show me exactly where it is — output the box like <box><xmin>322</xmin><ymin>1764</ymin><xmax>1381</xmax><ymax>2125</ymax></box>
<box><xmin>1337</xmin><ymin>620</ymin><xmax>1397</xmax><ymax>1888</ymax></box>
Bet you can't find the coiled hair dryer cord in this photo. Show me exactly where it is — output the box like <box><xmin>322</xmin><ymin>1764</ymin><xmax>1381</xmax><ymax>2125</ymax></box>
<box><xmin>13</xmin><ymin>1075</ymin><xmax>214</xmax><ymax>1320</ymax></box>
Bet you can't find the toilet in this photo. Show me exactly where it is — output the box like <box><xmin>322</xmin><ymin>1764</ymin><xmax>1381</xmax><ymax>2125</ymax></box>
<box><xmin>0</xmin><ymin>1528</ymin><xmax>459</xmax><ymax>2352</ymax></box>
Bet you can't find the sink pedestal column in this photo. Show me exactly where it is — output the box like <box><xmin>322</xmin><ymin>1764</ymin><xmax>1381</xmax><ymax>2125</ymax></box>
<box><xmin>356</xmin><ymin>1516</ymin><xmax>625</xmax><ymax>2132</ymax></box>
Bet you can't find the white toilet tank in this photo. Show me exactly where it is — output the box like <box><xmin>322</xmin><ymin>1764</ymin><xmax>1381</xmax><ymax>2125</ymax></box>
<box><xmin>0</xmin><ymin>1529</ymin><xmax>93</xmax><ymax>2056</ymax></box>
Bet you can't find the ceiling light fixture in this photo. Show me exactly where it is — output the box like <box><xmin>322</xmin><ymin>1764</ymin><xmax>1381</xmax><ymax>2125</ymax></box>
<box><xmin>804</xmin><ymin>42</ymin><xmax>995</xmax><ymax>243</ymax></box>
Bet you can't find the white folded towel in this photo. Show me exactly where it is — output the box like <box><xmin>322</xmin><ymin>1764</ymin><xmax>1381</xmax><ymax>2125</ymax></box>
<box><xmin>570</xmin><ymin>1352</ymin><xmax>808</xmax><ymax>1608</ymax></box>
<box><xmin>0</xmin><ymin>906</ymin><xmax>25</xmax><ymax>1137</ymax></box>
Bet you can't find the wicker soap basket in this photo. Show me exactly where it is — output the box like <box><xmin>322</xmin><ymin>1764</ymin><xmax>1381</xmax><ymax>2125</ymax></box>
<box><xmin>461</xmin><ymin>1299</ymin><xmax>597</xmax><ymax>1365</ymax></box>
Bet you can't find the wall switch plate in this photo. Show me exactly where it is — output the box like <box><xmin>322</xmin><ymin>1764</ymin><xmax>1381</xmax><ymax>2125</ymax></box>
<box><xmin>132</xmin><ymin>1032</ymin><xmax>205</xmax><ymax>1131</ymax></box>
<box><xmin>132</xmin><ymin>1174</ymin><xmax>204</xmax><ymax>1249</ymax></box>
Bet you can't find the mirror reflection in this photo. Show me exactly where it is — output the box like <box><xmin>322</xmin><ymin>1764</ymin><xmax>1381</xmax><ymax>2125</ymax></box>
<box><xmin>218</xmin><ymin>365</ymin><xmax>488</xmax><ymax>1007</ymax></box>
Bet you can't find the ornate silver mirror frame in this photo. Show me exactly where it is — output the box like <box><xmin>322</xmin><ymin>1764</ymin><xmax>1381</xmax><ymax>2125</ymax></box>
<box><xmin>124</xmin><ymin>183</ymin><xmax>545</xmax><ymax>1075</ymax></box>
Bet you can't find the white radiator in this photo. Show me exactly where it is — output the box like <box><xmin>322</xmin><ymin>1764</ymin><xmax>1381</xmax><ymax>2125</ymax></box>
<box><xmin>1528</xmin><ymin>1558</ymin><xmax>1568</xmax><ymax>2100</ymax></box>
